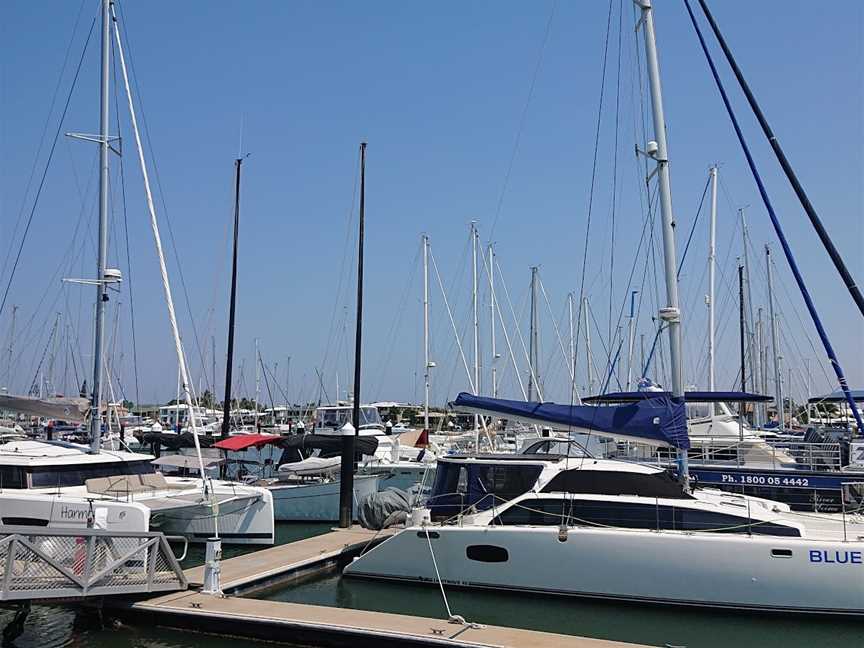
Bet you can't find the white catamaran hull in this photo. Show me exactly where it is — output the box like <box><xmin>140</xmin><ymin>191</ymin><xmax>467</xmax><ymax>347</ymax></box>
<box><xmin>345</xmin><ymin>525</ymin><xmax>864</xmax><ymax>615</ymax></box>
<box><xmin>147</xmin><ymin>486</ymin><xmax>275</xmax><ymax>545</ymax></box>
<box><xmin>269</xmin><ymin>474</ymin><xmax>381</xmax><ymax>521</ymax></box>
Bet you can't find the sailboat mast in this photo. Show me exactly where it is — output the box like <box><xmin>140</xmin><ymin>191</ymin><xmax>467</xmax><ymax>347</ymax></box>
<box><xmin>221</xmin><ymin>158</ymin><xmax>243</xmax><ymax>439</ymax></box>
<box><xmin>88</xmin><ymin>0</ymin><xmax>111</xmax><ymax>454</ymax></box>
<box><xmin>766</xmin><ymin>244</ymin><xmax>784</xmax><ymax>431</ymax></box>
<box><xmin>422</xmin><ymin>234</ymin><xmax>430</xmax><ymax>431</ymax></box>
<box><xmin>528</xmin><ymin>266</ymin><xmax>539</xmax><ymax>400</ymax></box>
<box><xmin>339</xmin><ymin>142</ymin><xmax>366</xmax><ymax>529</ymax></box>
<box><xmin>626</xmin><ymin>290</ymin><xmax>638</xmax><ymax>390</ymax></box>
<box><xmin>707</xmin><ymin>165</ymin><xmax>717</xmax><ymax>391</ymax></box>
<box><xmin>636</xmin><ymin>0</ymin><xmax>688</xmax><ymax>482</ymax></box>
<box><xmin>470</xmin><ymin>223</ymin><xmax>480</xmax><ymax>448</ymax></box>
<box><xmin>489</xmin><ymin>244</ymin><xmax>498</xmax><ymax>398</ymax></box>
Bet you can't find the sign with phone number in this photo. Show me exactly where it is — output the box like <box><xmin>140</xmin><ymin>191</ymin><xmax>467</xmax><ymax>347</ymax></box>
<box><xmin>690</xmin><ymin>469</ymin><xmax>854</xmax><ymax>491</ymax></box>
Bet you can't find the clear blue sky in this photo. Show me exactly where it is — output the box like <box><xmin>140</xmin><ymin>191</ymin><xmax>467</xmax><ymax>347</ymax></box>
<box><xmin>1</xmin><ymin>1</ymin><xmax>861</xmax><ymax>408</ymax></box>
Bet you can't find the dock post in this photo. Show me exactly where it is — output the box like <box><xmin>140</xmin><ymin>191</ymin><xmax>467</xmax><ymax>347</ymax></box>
<box><xmin>201</xmin><ymin>538</ymin><xmax>223</xmax><ymax>596</ymax></box>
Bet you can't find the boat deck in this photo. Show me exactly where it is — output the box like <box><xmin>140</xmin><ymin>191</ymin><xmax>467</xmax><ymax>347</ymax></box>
<box><xmin>113</xmin><ymin>526</ymin><xmax>651</xmax><ymax>647</ymax></box>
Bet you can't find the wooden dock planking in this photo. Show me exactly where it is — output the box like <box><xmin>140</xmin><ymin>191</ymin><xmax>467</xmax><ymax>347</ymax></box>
<box><xmin>131</xmin><ymin>590</ymin><xmax>648</xmax><ymax>648</ymax></box>
<box><xmin>184</xmin><ymin>526</ymin><xmax>394</xmax><ymax>592</ymax></box>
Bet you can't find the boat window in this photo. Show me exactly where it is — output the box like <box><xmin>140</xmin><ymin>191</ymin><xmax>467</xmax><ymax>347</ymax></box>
<box><xmin>541</xmin><ymin>469</ymin><xmax>690</xmax><ymax>499</ymax></box>
<box><xmin>686</xmin><ymin>403</ymin><xmax>711</xmax><ymax>419</ymax></box>
<box><xmin>360</xmin><ymin>407</ymin><xmax>382</xmax><ymax>426</ymax></box>
<box><xmin>1</xmin><ymin>517</ymin><xmax>49</xmax><ymax>526</ymax></box>
<box><xmin>466</xmin><ymin>545</ymin><xmax>509</xmax><ymax>563</ymax></box>
<box><xmin>493</xmin><ymin>497</ymin><xmax>801</xmax><ymax>537</ymax></box>
<box><xmin>28</xmin><ymin>460</ymin><xmax>156</xmax><ymax>488</ymax></box>
<box><xmin>0</xmin><ymin>466</ymin><xmax>27</xmax><ymax>489</ymax></box>
<box><xmin>522</xmin><ymin>439</ymin><xmax>589</xmax><ymax>458</ymax></box>
<box><xmin>428</xmin><ymin>462</ymin><xmax>542</xmax><ymax>520</ymax></box>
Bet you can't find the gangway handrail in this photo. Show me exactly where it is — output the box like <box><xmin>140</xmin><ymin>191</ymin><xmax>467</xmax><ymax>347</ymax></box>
<box><xmin>0</xmin><ymin>525</ymin><xmax>187</xmax><ymax>602</ymax></box>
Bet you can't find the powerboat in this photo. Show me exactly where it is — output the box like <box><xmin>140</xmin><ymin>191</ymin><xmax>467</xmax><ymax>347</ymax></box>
<box><xmin>0</xmin><ymin>439</ymin><xmax>274</xmax><ymax>544</ymax></box>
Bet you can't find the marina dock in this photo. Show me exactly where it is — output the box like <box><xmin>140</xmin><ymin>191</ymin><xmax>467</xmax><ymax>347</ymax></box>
<box><xmin>109</xmin><ymin>527</ymin><xmax>652</xmax><ymax>648</ymax></box>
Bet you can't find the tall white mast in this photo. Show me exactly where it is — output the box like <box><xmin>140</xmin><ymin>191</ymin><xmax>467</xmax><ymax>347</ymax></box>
<box><xmin>707</xmin><ymin>165</ymin><xmax>717</xmax><ymax>391</ymax></box>
<box><xmin>626</xmin><ymin>290</ymin><xmax>638</xmax><ymax>390</ymax></box>
<box><xmin>766</xmin><ymin>244</ymin><xmax>784</xmax><ymax>431</ymax></box>
<box><xmin>527</xmin><ymin>266</ymin><xmax>539</xmax><ymax>400</ymax></box>
<box><xmin>471</xmin><ymin>223</ymin><xmax>480</xmax><ymax>447</ymax></box>
<box><xmin>86</xmin><ymin>0</ymin><xmax>112</xmax><ymax>454</ymax></box>
<box><xmin>112</xmin><ymin>7</ymin><xmax>206</xmax><ymax>479</ymax></box>
<box><xmin>254</xmin><ymin>337</ymin><xmax>260</xmax><ymax>417</ymax></box>
<box><xmin>636</xmin><ymin>0</ymin><xmax>688</xmax><ymax>483</ymax></box>
<box><xmin>488</xmin><ymin>244</ymin><xmax>498</xmax><ymax>398</ymax></box>
<box><xmin>422</xmin><ymin>234</ymin><xmax>431</xmax><ymax>431</ymax></box>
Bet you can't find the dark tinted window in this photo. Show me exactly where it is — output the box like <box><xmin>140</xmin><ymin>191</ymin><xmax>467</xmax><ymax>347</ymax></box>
<box><xmin>29</xmin><ymin>460</ymin><xmax>155</xmax><ymax>488</ymax></box>
<box><xmin>0</xmin><ymin>466</ymin><xmax>26</xmax><ymax>489</ymax></box>
<box><xmin>429</xmin><ymin>462</ymin><xmax>541</xmax><ymax>520</ymax></box>
<box><xmin>466</xmin><ymin>545</ymin><xmax>509</xmax><ymax>563</ymax></box>
<box><xmin>494</xmin><ymin>497</ymin><xmax>800</xmax><ymax>537</ymax></box>
<box><xmin>541</xmin><ymin>469</ymin><xmax>689</xmax><ymax>499</ymax></box>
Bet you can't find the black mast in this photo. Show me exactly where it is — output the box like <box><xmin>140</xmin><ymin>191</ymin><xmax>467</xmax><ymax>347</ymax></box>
<box><xmin>221</xmin><ymin>158</ymin><xmax>243</xmax><ymax>439</ymax></box>
<box><xmin>696</xmin><ymin>0</ymin><xmax>864</xmax><ymax>318</ymax></box>
<box><xmin>339</xmin><ymin>142</ymin><xmax>366</xmax><ymax>528</ymax></box>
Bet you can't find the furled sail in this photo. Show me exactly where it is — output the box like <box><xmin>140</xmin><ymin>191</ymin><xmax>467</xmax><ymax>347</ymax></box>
<box><xmin>0</xmin><ymin>394</ymin><xmax>89</xmax><ymax>422</ymax></box>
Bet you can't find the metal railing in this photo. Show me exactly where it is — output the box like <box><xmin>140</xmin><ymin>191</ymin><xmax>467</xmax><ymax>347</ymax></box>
<box><xmin>0</xmin><ymin>526</ymin><xmax>187</xmax><ymax>601</ymax></box>
<box><xmin>608</xmin><ymin>439</ymin><xmax>845</xmax><ymax>471</ymax></box>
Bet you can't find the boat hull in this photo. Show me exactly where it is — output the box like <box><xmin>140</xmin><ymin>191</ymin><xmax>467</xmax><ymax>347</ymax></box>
<box><xmin>345</xmin><ymin>524</ymin><xmax>864</xmax><ymax>615</ymax></box>
<box><xmin>269</xmin><ymin>474</ymin><xmax>381</xmax><ymax>521</ymax></box>
<box><xmin>148</xmin><ymin>485</ymin><xmax>275</xmax><ymax>545</ymax></box>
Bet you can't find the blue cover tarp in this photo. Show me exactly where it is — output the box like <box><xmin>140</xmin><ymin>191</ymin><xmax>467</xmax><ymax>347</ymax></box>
<box><xmin>583</xmin><ymin>390</ymin><xmax>772</xmax><ymax>403</ymax></box>
<box><xmin>450</xmin><ymin>392</ymin><xmax>690</xmax><ymax>449</ymax></box>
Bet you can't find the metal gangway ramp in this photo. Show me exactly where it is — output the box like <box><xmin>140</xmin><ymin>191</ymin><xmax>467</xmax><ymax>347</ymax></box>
<box><xmin>0</xmin><ymin>525</ymin><xmax>187</xmax><ymax>602</ymax></box>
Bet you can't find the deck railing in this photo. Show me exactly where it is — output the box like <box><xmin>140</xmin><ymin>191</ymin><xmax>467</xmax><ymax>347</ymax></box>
<box><xmin>0</xmin><ymin>525</ymin><xmax>187</xmax><ymax>601</ymax></box>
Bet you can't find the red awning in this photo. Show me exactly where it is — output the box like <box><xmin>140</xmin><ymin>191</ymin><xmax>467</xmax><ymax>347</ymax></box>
<box><xmin>214</xmin><ymin>434</ymin><xmax>282</xmax><ymax>452</ymax></box>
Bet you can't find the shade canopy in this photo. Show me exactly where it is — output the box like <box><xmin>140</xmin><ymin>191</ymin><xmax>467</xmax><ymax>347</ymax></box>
<box><xmin>450</xmin><ymin>392</ymin><xmax>689</xmax><ymax>449</ymax></box>
<box><xmin>808</xmin><ymin>389</ymin><xmax>864</xmax><ymax>404</ymax></box>
<box><xmin>583</xmin><ymin>390</ymin><xmax>772</xmax><ymax>404</ymax></box>
<box><xmin>214</xmin><ymin>434</ymin><xmax>281</xmax><ymax>452</ymax></box>
<box><xmin>140</xmin><ymin>431</ymin><xmax>217</xmax><ymax>450</ymax></box>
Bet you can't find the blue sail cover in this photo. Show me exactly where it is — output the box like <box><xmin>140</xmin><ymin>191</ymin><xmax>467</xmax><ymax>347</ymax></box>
<box><xmin>450</xmin><ymin>392</ymin><xmax>689</xmax><ymax>450</ymax></box>
<box><xmin>583</xmin><ymin>390</ymin><xmax>772</xmax><ymax>404</ymax></box>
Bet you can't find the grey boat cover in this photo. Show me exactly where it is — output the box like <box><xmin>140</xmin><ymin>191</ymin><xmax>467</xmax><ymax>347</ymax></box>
<box><xmin>357</xmin><ymin>487</ymin><xmax>411</xmax><ymax>530</ymax></box>
<box><xmin>0</xmin><ymin>394</ymin><xmax>89</xmax><ymax>422</ymax></box>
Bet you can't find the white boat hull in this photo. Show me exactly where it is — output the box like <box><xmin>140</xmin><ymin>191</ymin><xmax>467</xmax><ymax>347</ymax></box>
<box><xmin>345</xmin><ymin>524</ymin><xmax>864</xmax><ymax>615</ymax></box>
<box><xmin>147</xmin><ymin>484</ymin><xmax>275</xmax><ymax>545</ymax></box>
<box><xmin>269</xmin><ymin>474</ymin><xmax>381</xmax><ymax>521</ymax></box>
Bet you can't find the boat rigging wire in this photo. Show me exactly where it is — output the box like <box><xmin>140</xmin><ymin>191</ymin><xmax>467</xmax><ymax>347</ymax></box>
<box><xmin>487</xmin><ymin>0</ymin><xmax>558</xmax><ymax>241</ymax></box>
<box><xmin>683</xmin><ymin>0</ymin><xmax>863</xmax><ymax>432</ymax></box>
<box><xmin>573</xmin><ymin>0</ymin><xmax>616</xmax><ymax>381</ymax></box>
<box><xmin>0</xmin><ymin>10</ymin><xmax>96</xmax><ymax>321</ymax></box>
<box><xmin>695</xmin><ymin>0</ymin><xmax>864</xmax><ymax>318</ymax></box>
<box><xmin>110</xmin><ymin>34</ymin><xmax>140</xmax><ymax>406</ymax></box>
<box><xmin>115</xmin><ymin>0</ymin><xmax>210</xmax><ymax>398</ymax></box>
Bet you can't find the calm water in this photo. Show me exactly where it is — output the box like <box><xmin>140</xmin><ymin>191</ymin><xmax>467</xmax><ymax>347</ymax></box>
<box><xmin>1</xmin><ymin>523</ymin><xmax>860</xmax><ymax>648</ymax></box>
